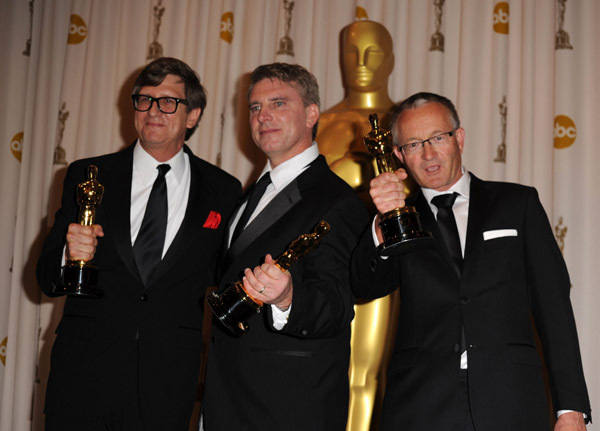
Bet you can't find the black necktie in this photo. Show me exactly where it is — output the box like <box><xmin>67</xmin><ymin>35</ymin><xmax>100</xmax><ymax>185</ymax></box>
<box><xmin>231</xmin><ymin>173</ymin><xmax>271</xmax><ymax>244</ymax></box>
<box><xmin>432</xmin><ymin>192</ymin><xmax>462</xmax><ymax>278</ymax></box>
<box><xmin>133</xmin><ymin>164</ymin><xmax>170</xmax><ymax>285</ymax></box>
<box><xmin>432</xmin><ymin>192</ymin><xmax>467</xmax><ymax>354</ymax></box>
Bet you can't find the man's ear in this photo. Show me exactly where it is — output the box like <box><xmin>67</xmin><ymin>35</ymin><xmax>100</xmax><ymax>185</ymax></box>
<box><xmin>186</xmin><ymin>108</ymin><xmax>202</xmax><ymax>129</ymax></box>
<box><xmin>455</xmin><ymin>127</ymin><xmax>465</xmax><ymax>154</ymax></box>
<box><xmin>305</xmin><ymin>104</ymin><xmax>319</xmax><ymax>129</ymax></box>
<box><xmin>393</xmin><ymin>146</ymin><xmax>404</xmax><ymax>164</ymax></box>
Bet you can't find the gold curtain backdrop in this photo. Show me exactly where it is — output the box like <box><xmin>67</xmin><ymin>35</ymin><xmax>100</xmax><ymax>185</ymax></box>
<box><xmin>0</xmin><ymin>0</ymin><xmax>598</xmax><ymax>430</ymax></box>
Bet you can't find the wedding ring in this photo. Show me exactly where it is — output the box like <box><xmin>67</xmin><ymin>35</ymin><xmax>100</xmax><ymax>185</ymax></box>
<box><xmin>259</xmin><ymin>287</ymin><xmax>265</xmax><ymax>294</ymax></box>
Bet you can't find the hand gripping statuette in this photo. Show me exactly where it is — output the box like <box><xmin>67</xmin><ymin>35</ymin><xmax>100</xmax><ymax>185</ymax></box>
<box><xmin>54</xmin><ymin>165</ymin><xmax>104</xmax><ymax>297</ymax></box>
<box><xmin>364</xmin><ymin>114</ymin><xmax>432</xmax><ymax>255</ymax></box>
<box><xmin>208</xmin><ymin>221</ymin><xmax>330</xmax><ymax>335</ymax></box>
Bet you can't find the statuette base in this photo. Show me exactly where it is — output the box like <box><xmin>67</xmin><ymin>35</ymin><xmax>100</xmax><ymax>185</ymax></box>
<box><xmin>55</xmin><ymin>261</ymin><xmax>102</xmax><ymax>298</ymax></box>
<box><xmin>378</xmin><ymin>206</ymin><xmax>433</xmax><ymax>256</ymax></box>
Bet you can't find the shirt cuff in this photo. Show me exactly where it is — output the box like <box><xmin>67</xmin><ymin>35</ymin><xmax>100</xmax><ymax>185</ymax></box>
<box><xmin>271</xmin><ymin>304</ymin><xmax>292</xmax><ymax>330</ymax></box>
<box><xmin>557</xmin><ymin>410</ymin><xmax>587</xmax><ymax>421</ymax></box>
<box><xmin>371</xmin><ymin>216</ymin><xmax>381</xmax><ymax>246</ymax></box>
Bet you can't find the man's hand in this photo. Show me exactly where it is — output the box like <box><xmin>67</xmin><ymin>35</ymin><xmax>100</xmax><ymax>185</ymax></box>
<box><xmin>554</xmin><ymin>412</ymin><xmax>587</xmax><ymax>431</ymax></box>
<box><xmin>242</xmin><ymin>254</ymin><xmax>293</xmax><ymax>311</ymax></box>
<box><xmin>66</xmin><ymin>223</ymin><xmax>104</xmax><ymax>261</ymax></box>
<box><xmin>370</xmin><ymin>169</ymin><xmax>408</xmax><ymax>242</ymax></box>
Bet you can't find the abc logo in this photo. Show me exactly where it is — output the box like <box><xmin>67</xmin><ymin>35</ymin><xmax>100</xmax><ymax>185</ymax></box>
<box><xmin>68</xmin><ymin>14</ymin><xmax>88</xmax><ymax>45</ymax></box>
<box><xmin>10</xmin><ymin>131</ymin><xmax>23</xmax><ymax>162</ymax></box>
<box><xmin>220</xmin><ymin>12</ymin><xmax>234</xmax><ymax>44</ymax></box>
<box><xmin>554</xmin><ymin>115</ymin><xmax>577</xmax><ymax>149</ymax></box>
<box><xmin>493</xmin><ymin>2</ymin><xmax>509</xmax><ymax>34</ymax></box>
<box><xmin>0</xmin><ymin>336</ymin><xmax>7</xmax><ymax>366</ymax></box>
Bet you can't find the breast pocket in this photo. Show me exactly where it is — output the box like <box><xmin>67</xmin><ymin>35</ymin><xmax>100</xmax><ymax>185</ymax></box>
<box><xmin>482</xmin><ymin>235</ymin><xmax>519</xmax><ymax>252</ymax></box>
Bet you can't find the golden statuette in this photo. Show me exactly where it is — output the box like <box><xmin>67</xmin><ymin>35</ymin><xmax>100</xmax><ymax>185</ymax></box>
<box><xmin>364</xmin><ymin>114</ymin><xmax>432</xmax><ymax>255</ymax></box>
<box><xmin>54</xmin><ymin>165</ymin><xmax>104</xmax><ymax>297</ymax></box>
<box><xmin>209</xmin><ymin>221</ymin><xmax>330</xmax><ymax>335</ymax></box>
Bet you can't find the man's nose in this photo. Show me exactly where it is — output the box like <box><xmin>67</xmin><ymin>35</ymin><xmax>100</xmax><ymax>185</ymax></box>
<box><xmin>421</xmin><ymin>140</ymin><xmax>436</xmax><ymax>159</ymax></box>
<box><xmin>148</xmin><ymin>100</ymin><xmax>162</xmax><ymax>116</ymax></box>
<box><xmin>258</xmin><ymin>107</ymin><xmax>272</xmax><ymax>122</ymax></box>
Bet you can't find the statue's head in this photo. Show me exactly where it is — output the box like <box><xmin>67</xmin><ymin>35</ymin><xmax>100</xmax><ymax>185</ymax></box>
<box><xmin>341</xmin><ymin>20</ymin><xmax>394</xmax><ymax>92</ymax></box>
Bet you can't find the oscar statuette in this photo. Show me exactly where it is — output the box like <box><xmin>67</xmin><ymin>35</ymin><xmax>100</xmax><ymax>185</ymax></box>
<box><xmin>53</xmin><ymin>165</ymin><xmax>104</xmax><ymax>297</ymax></box>
<box><xmin>208</xmin><ymin>220</ymin><xmax>330</xmax><ymax>335</ymax></box>
<box><xmin>364</xmin><ymin>114</ymin><xmax>432</xmax><ymax>256</ymax></box>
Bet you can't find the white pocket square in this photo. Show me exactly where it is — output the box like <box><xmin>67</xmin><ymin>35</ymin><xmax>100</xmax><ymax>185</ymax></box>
<box><xmin>483</xmin><ymin>229</ymin><xmax>518</xmax><ymax>240</ymax></box>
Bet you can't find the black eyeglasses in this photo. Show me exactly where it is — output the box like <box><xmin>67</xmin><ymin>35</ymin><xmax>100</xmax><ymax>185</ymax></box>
<box><xmin>131</xmin><ymin>95</ymin><xmax>188</xmax><ymax>114</ymax></box>
<box><xmin>399</xmin><ymin>129</ymin><xmax>457</xmax><ymax>155</ymax></box>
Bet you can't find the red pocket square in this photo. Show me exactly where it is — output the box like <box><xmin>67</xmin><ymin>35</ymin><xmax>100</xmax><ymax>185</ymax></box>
<box><xmin>203</xmin><ymin>211</ymin><xmax>221</xmax><ymax>229</ymax></box>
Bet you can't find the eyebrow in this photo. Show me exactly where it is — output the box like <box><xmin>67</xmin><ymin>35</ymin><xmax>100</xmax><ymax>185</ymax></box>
<box><xmin>406</xmin><ymin>130</ymin><xmax>447</xmax><ymax>142</ymax></box>
<box><xmin>248</xmin><ymin>95</ymin><xmax>289</xmax><ymax>108</ymax></box>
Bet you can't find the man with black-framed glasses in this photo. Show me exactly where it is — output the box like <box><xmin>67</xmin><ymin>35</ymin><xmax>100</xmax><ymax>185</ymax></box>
<box><xmin>351</xmin><ymin>92</ymin><xmax>591</xmax><ymax>431</ymax></box>
<box><xmin>37</xmin><ymin>57</ymin><xmax>241</xmax><ymax>430</ymax></box>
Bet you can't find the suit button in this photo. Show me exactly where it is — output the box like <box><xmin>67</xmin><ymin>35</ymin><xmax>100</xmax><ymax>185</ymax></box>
<box><xmin>301</xmin><ymin>329</ymin><xmax>308</xmax><ymax>336</ymax></box>
<box><xmin>140</xmin><ymin>294</ymin><xmax>148</xmax><ymax>302</ymax></box>
<box><xmin>460</xmin><ymin>297</ymin><xmax>470</xmax><ymax>305</ymax></box>
<box><xmin>452</xmin><ymin>343</ymin><xmax>461</xmax><ymax>353</ymax></box>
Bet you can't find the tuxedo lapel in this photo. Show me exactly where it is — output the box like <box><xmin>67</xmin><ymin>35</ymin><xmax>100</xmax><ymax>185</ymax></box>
<box><xmin>226</xmin><ymin>179</ymin><xmax>302</xmax><ymax>262</ymax></box>
<box><xmin>463</xmin><ymin>175</ymin><xmax>489</xmax><ymax>273</ymax></box>
<box><xmin>101</xmin><ymin>145</ymin><xmax>140</xmax><ymax>282</ymax></box>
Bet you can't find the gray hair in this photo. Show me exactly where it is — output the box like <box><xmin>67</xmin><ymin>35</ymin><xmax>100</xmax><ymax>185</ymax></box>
<box><xmin>390</xmin><ymin>92</ymin><xmax>460</xmax><ymax>147</ymax></box>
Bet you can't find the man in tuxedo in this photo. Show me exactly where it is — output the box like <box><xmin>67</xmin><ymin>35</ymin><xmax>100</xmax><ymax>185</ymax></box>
<box><xmin>202</xmin><ymin>63</ymin><xmax>369</xmax><ymax>430</ymax></box>
<box><xmin>36</xmin><ymin>57</ymin><xmax>241</xmax><ymax>431</ymax></box>
<box><xmin>351</xmin><ymin>92</ymin><xmax>591</xmax><ymax>431</ymax></box>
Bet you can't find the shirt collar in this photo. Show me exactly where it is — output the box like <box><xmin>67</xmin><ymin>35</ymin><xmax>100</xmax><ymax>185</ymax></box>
<box><xmin>133</xmin><ymin>140</ymin><xmax>186</xmax><ymax>185</ymax></box>
<box><xmin>421</xmin><ymin>167</ymin><xmax>471</xmax><ymax>203</ymax></box>
<box><xmin>258</xmin><ymin>142</ymin><xmax>320</xmax><ymax>191</ymax></box>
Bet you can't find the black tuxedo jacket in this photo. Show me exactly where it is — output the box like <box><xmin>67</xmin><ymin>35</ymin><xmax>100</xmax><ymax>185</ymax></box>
<box><xmin>351</xmin><ymin>174</ymin><xmax>591</xmax><ymax>431</ymax></box>
<box><xmin>36</xmin><ymin>144</ymin><xmax>241</xmax><ymax>428</ymax></box>
<box><xmin>203</xmin><ymin>155</ymin><xmax>369</xmax><ymax>431</ymax></box>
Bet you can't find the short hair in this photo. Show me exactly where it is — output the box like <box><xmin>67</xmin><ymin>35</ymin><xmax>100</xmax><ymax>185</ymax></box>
<box><xmin>132</xmin><ymin>57</ymin><xmax>206</xmax><ymax>140</ymax></box>
<box><xmin>248</xmin><ymin>63</ymin><xmax>321</xmax><ymax>139</ymax></box>
<box><xmin>390</xmin><ymin>92</ymin><xmax>461</xmax><ymax>147</ymax></box>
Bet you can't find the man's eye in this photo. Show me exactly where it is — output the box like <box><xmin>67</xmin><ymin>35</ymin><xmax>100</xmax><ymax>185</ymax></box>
<box><xmin>408</xmin><ymin>142</ymin><xmax>419</xmax><ymax>148</ymax></box>
<box><xmin>162</xmin><ymin>98</ymin><xmax>176</xmax><ymax>105</ymax></box>
<box><xmin>249</xmin><ymin>105</ymin><xmax>260</xmax><ymax>112</ymax></box>
<box><xmin>274</xmin><ymin>101</ymin><xmax>284</xmax><ymax>107</ymax></box>
<box><xmin>433</xmin><ymin>134</ymin><xmax>444</xmax><ymax>141</ymax></box>
<box><xmin>139</xmin><ymin>96</ymin><xmax>152</xmax><ymax>103</ymax></box>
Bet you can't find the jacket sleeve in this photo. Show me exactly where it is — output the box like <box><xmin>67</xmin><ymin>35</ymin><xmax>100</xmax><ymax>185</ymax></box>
<box><xmin>276</xmin><ymin>192</ymin><xmax>369</xmax><ymax>339</ymax></box>
<box><xmin>350</xmin><ymin>216</ymin><xmax>401</xmax><ymax>300</ymax></box>
<box><xmin>524</xmin><ymin>187</ymin><xmax>591</xmax><ymax>419</ymax></box>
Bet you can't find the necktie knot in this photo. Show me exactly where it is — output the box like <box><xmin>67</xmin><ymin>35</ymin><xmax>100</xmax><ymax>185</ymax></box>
<box><xmin>157</xmin><ymin>163</ymin><xmax>171</xmax><ymax>177</ymax></box>
<box><xmin>432</xmin><ymin>192</ymin><xmax>459</xmax><ymax>210</ymax></box>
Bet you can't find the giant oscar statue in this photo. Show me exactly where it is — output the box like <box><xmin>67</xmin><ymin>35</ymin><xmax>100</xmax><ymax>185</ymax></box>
<box><xmin>317</xmin><ymin>20</ymin><xmax>401</xmax><ymax>430</ymax></box>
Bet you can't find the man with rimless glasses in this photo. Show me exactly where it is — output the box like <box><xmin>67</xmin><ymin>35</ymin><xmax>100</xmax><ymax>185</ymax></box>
<box><xmin>351</xmin><ymin>92</ymin><xmax>591</xmax><ymax>430</ymax></box>
<box><xmin>37</xmin><ymin>57</ymin><xmax>241</xmax><ymax>430</ymax></box>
